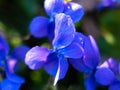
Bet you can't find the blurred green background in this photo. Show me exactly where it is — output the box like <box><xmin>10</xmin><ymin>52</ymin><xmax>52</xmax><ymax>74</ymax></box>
<box><xmin>0</xmin><ymin>0</ymin><xmax>120</xmax><ymax>90</ymax></box>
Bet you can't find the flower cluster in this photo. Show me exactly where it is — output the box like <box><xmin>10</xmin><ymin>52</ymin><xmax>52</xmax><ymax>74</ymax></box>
<box><xmin>0</xmin><ymin>0</ymin><xmax>120</xmax><ymax>90</ymax></box>
<box><xmin>26</xmin><ymin>0</ymin><xmax>100</xmax><ymax>86</ymax></box>
<box><xmin>25</xmin><ymin>0</ymin><xmax>120</xmax><ymax>90</ymax></box>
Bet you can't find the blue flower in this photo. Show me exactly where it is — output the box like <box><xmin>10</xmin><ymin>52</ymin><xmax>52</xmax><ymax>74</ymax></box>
<box><xmin>95</xmin><ymin>58</ymin><xmax>120</xmax><ymax>90</ymax></box>
<box><xmin>1</xmin><ymin>72</ymin><xmax>24</xmax><ymax>90</ymax></box>
<box><xmin>0</xmin><ymin>36</ymin><xmax>29</xmax><ymax>90</ymax></box>
<box><xmin>25</xmin><ymin>13</ymin><xmax>84</xmax><ymax>85</ymax></box>
<box><xmin>29</xmin><ymin>0</ymin><xmax>84</xmax><ymax>40</ymax></box>
<box><xmin>68</xmin><ymin>33</ymin><xmax>101</xmax><ymax>90</ymax></box>
<box><xmin>97</xmin><ymin>0</ymin><xmax>118</xmax><ymax>10</ymax></box>
<box><xmin>84</xmin><ymin>58</ymin><xmax>120</xmax><ymax>90</ymax></box>
<box><xmin>44</xmin><ymin>0</ymin><xmax>84</xmax><ymax>23</ymax></box>
<box><xmin>69</xmin><ymin>33</ymin><xmax>101</xmax><ymax>73</ymax></box>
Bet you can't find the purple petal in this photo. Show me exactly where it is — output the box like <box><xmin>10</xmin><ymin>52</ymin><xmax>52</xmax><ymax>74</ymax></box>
<box><xmin>44</xmin><ymin>0</ymin><xmax>64</xmax><ymax>16</ymax></box>
<box><xmin>29</xmin><ymin>16</ymin><xmax>49</xmax><ymax>38</ymax></box>
<box><xmin>0</xmin><ymin>36</ymin><xmax>9</xmax><ymax>58</ymax></box>
<box><xmin>25</xmin><ymin>46</ymin><xmax>50</xmax><ymax>70</ymax></box>
<box><xmin>97</xmin><ymin>0</ymin><xmax>116</xmax><ymax>10</ymax></box>
<box><xmin>44</xmin><ymin>52</ymin><xmax>59</xmax><ymax>76</ymax></box>
<box><xmin>83</xmin><ymin>35</ymin><xmax>101</xmax><ymax>69</ymax></box>
<box><xmin>64</xmin><ymin>2</ymin><xmax>84</xmax><ymax>23</ymax></box>
<box><xmin>84</xmin><ymin>75</ymin><xmax>95</xmax><ymax>90</ymax></box>
<box><xmin>99</xmin><ymin>58</ymin><xmax>119</xmax><ymax>75</ymax></box>
<box><xmin>54</xmin><ymin>55</ymin><xmax>68</xmax><ymax>85</ymax></box>
<box><xmin>11</xmin><ymin>45</ymin><xmax>30</xmax><ymax>61</ymax></box>
<box><xmin>59</xmin><ymin>40</ymin><xmax>84</xmax><ymax>59</ymax></box>
<box><xmin>52</xmin><ymin>13</ymin><xmax>75</xmax><ymax>49</ymax></box>
<box><xmin>101</xmin><ymin>0</ymin><xmax>116</xmax><ymax>7</ymax></box>
<box><xmin>69</xmin><ymin>58</ymin><xmax>91</xmax><ymax>73</ymax></box>
<box><xmin>7</xmin><ymin>58</ymin><xmax>17</xmax><ymax>73</ymax></box>
<box><xmin>94</xmin><ymin>68</ymin><xmax>115</xmax><ymax>85</ymax></box>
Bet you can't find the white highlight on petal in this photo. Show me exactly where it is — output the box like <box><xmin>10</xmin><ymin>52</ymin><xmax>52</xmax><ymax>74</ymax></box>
<box><xmin>54</xmin><ymin>63</ymin><xmax>60</xmax><ymax>85</ymax></box>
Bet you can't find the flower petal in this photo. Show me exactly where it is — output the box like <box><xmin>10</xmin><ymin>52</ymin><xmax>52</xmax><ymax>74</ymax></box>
<box><xmin>97</xmin><ymin>0</ymin><xmax>116</xmax><ymax>10</ymax></box>
<box><xmin>0</xmin><ymin>36</ymin><xmax>9</xmax><ymax>59</ymax></box>
<box><xmin>54</xmin><ymin>55</ymin><xmax>68</xmax><ymax>85</ymax></box>
<box><xmin>52</xmin><ymin>13</ymin><xmax>75</xmax><ymax>49</ymax></box>
<box><xmin>6</xmin><ymin>72</ymin><xmax>24</xmax><ymax>84</ymax></box>
<box><xmin>11</xmin><ymin>45</ymin><xmax>30</xmax><ymax>61</ymax></box>
<box><xmin>74</xmin><ymin>32</ymin><xmax>86</xmax><ymax>47</ymax></box>
<box><xmin>83</xmin><ymin>35</ymin><xmax>101</xmax><ymax>69</ymax></box>
<box><xmin>94</xmin><ymin>68</ymin><xmax>115</xmax><ymax>85</ymax></box>
<box><xmin>29</xmin><ymin>16</ymin><xmax>49</xmax><ymax>38</ymax></box>
<box><xmin>59</xmin><ymin>40</ymin><xmax>84</xmax><ymax>59</ymax></box>
<box><xmin>109</xmin><ymin>81</ymin><xmax>120</xmax><ymax>90</ymax></box>
<box><xmin>64</xmin><ymin>2</ymin><xmax>84</xmax><ymax>23</ymax></box>
<box><xmin>69</xmin><ymin>58</ymin><xmax>91</xmax><ymax>73</ymax></box>
<box><xmin>44</xmin><ymin>52</ymin><xmax>58</xmax><ymax>76</ymax></box>
<box><xmin>44</xmin><ymin>0</ymin><xmax>64</xmax><ymax>16</ymax></box>
<box><xmin>99</xmin><ymin>58</ymin><xmax>119</xmax><ymax>75</ymax></box>
<box><xmin>1</xmin><ymin>78</ymin><xmax>22</xmax><ymax>90</ymax></box>
<box><xmin>47</xmin><ymin>21</ymin><xmax>55</xmax><ymax>41</ymax></box>
<box><xmin>25</xmin><ymin>46</ymin><xmax>50</xmax><ymax>70</ymax></box>
<box><xmin>7</xmin><ymin>58</ymin><xmax>17</xmax><ymax>73</ymax></box>
<box><xmin>84</xmin><ymin>75</ymin><xmax>95</xmax><ymax>90</ymax></box>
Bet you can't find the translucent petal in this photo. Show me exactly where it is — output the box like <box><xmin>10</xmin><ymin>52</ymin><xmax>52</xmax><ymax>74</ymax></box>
<box><xmin>7</xmin><ymin>58</ymin><xmax>17</xmax><ymax>73</ymax></box>
<box><xmin>94</xmin><ymin>68</ymin><xmax>115</xmax><ymax>85</ymax></box>
<box><xmin>74</xmin><ymin>32</ymin><xmax>86</xmax><ymax>47</ymax></box>
<box><xmin>44</xmin><ymin>0</ymin><xmax>64</xmax><ymax>16</ymax></box>
<box><xmin>64</xmin><ymin>2</ymin><xmax>84</xmax><ymax>23</ymax></box>
<box><xmin>11</xmin><ymin>45</ymin><xmax>30</xmax><ymax>61</ymax></box>
<box><xmin>44</xmin><ymin>52</ymin><xmax>58</xmax><ymax>76</ymax></box>
<box><xmin>59</xmin><ymin>40</ymin><xmax>84</xmax><ymax>59</ymax></box>
<box><xmin>0</xmin><ymin>36</ymin><xmax>9</xmax><ymax>58</ymax></box>
<box><xmin>99</xmin><ymin>58</ymin><xmax>119</xmax><ymax>75</ymax></box>
<box><xmin>52</xmin><ymin>13</ymin><xmax>75</xmax><ymax>49</ymax></box>
<box><xmin>54</xmin><ymin>55</ymin><xmax>68</xmax><ymax>85</ymax></box>
<box><xmin>83</xmin><ymin>36</ymin><xmax>100</xmax><ymax>69</ymax></box>
<box><xmin>25</xmin><ymin>46</ymin><xmax>50</xmax><ymax>70</ymax></box>
<box><xmin>29</xmin><ymin>16</ymin><xmax>49</xmax><ymax>38</ymax></box>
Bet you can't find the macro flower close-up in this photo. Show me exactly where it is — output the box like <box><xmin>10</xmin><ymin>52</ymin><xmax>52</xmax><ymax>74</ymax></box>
<box><xmin>0</xmin><ymin>0</ymin><xmax>120</xmax><ymax>90</ymax></box>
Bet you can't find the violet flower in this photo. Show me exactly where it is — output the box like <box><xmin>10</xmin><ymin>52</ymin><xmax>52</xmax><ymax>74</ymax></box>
<box><xmin>84</xmin><ymin>58</ymin><xmax>120</xmax><ymax>90</ymax></box>
<box><xmin>0</xmin><ymin>36</ymin><xmax>29</xmax><ymax>90</ymax></box>
<box><xmin>29</xmin><ymin>0</ymin><xmax>84</xmax><ymax>40</ymax></box>
<box><xmin>69</xmin><ymin>32</ymin><xmax>101</xmax><ymax>73</ymax></box>
<box><xmin>25</xmin><ymin>13</ymin><xmax>84</xmax><ymax>85</ymax></box>
<box><xmin>95</xmin><ymin>58</ymin><xmax>120</xmax><ymax>90</ymax></box>
<box><xmin>67</xmin><ymin>33</ymin><xmax>101</xmax><ymax>90</ymax></box>
<box><xmin>97</xmin><ymin>0</ymin><xmax>120</xmax><ymax>10</ymax></box>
